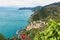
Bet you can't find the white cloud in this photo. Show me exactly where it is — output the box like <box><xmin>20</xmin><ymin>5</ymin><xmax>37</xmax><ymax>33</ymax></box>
<box><xmin>0</xmin><ymin>0</ymin><xmax>60</xmax><ymax>7</ymax></box>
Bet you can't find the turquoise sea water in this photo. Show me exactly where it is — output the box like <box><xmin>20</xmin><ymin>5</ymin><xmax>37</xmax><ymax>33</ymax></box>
<box><xmin>0</xmin><ymin>7</ymin><xmax>33</xmax><ymax>38</ymax></box>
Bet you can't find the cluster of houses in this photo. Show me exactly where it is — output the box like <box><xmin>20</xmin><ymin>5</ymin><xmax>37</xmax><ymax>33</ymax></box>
<box><xmin>26</xmin><ymin>20</ymin><xmax>46</xmax><ymax>30</ymax></box>
<box><xmin>16</xmin><ymin>20</ymin><xmax>46</xmax><ymax>40</ymax></box>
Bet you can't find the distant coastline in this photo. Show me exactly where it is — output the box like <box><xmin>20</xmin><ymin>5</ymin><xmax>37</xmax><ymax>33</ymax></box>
<box><xmin>18</xmin><ymin>6</ymin><xmax>42</xmax><ymax>10</ymax></box>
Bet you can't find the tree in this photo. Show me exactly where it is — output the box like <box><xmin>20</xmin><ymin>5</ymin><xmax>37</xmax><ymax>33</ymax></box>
<box><xmin>0</xmin><ymin>33</ymin><xmax>6</xmax><ymax>40</ymax></box>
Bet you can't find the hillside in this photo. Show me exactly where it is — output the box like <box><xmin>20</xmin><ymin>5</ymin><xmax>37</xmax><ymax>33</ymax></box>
<box><xmin>18</xmin><ymin>2</ymin><xmax>60</xmax><ymax>40</ymax></box>
<box><xmin>29</xmin><ymin>2</ymin><xmax>60</xmax><ymax>22</ymax></box>
<box><xmin>26</xmin><ymin>2</ymin><xmax>60</xmax><ymax>31</ymax></box>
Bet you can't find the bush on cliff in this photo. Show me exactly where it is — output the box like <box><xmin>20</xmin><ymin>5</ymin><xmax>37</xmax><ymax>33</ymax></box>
<box><xmin>25</xmin><ymin>28</ymin><xmax>40</xmax><ymax>40</ymax></box>
<box><xmin>34</xmin><ymin>20</ymin><xmax>60</xmax><ymax>40</ymax></box>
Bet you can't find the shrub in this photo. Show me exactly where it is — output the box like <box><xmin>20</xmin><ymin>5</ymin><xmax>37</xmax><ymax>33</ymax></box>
<box><xmin>34</xmin><ymin>20</ymin><xmax>60</xmax><ymax>40</ymax></box>
<box><xmin>0</xmin><ymin>33</ymin><xmax>6</xmax><ymax>40</ymax></box>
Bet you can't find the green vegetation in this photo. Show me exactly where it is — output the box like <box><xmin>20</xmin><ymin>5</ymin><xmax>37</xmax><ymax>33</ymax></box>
<box><xmin>0</xmin><ymin>2</ymin><xmax>60</xmax><ymax>40</ymax></box>
<box><xmin>25</xmin><ymin>20</ymin><xmax>60</xmax><ymax>40</ymax></box>
<box><xmin>25</xmin><ymin>28</ymin><xmax>40</xmax><ymax>40</ymax></box>
<box><xmin>27</xmin><ymin>2</ymin><xmax>60</xmax><ymax>40</ymax></box>
<box><xmin>0</xmin><ymin>33</ymin><xmax>6</xmax><ymax>40</ymax></box>
<box><xmin>29</xmin><ymin>2</ymin><xmax>60</xmax><ymax>22</ymax></box>
<box><xmin>34</xmin><ymin>20</ymin><xmax>60</xmax><ymax>40</ymax></box>
<box><xmin>21</xmin><ymin>29</ymin><xmax>39</xmax><ymax>40</ymax></box>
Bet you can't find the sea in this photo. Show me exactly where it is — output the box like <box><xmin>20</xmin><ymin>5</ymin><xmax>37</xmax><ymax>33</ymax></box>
<box><xmin>0</xmin><ymin>7</ymin><xmax>33</xmax><ymax>38</ymax></box>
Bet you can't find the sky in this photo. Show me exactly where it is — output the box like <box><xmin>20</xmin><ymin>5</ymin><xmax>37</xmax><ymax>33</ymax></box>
<box><xmin>0</xmin><ymin>0</ymin><xmax>60</xmax><ymax>7</ymax></box>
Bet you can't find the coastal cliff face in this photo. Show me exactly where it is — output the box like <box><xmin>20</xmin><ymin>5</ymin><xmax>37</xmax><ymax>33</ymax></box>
<box><xmin>18</xmin><ymin>2</ymin><xmax>60</xmax><ymax>40</ymax></box>
<box><xmin>26</xmin><ymin>2</ymin><xmax>60</xmax><ymax>31</ymax></box>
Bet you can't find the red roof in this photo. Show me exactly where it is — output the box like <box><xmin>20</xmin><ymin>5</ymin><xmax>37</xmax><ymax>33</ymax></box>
<box><xmin>21</xmin><ymin>34</ymin><xmax>28</xmax><ymax>39</ymax></box>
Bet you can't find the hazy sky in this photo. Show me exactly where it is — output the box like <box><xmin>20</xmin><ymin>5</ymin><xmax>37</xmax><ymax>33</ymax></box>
<box><xmin>0</xmin><ymin>0</ymin><xmax>60</xmax><ymax>7</ymax></box>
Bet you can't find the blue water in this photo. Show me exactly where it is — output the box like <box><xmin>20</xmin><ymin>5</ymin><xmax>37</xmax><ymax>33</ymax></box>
<box><xmin>0</xmin><ymin>7</ymin><xmax>33</xmax><ymax>38</ymax></box>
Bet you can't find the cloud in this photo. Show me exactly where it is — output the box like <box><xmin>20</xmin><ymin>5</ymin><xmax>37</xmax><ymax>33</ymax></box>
<box><xmin>0</xmin><ymin>0</ymin><xmax>60</xmax><ymax>7</ymax></box>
